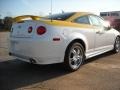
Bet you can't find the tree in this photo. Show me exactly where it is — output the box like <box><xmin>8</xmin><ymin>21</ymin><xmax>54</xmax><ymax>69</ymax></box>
<box><xmin>3</xmin><ymin>17</ymin><xmax>13</xmax><ymax>30</ymax></box>
<box><xmin>0</xmin><ymin>19</ymin><xmax>4</xmax><ymax>29</ymax></box>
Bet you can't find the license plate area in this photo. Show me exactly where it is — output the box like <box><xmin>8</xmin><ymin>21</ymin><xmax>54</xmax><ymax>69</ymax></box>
<box><xmin>11</xmin><ymin>41</ymin><xmax>19</xmax><ymax>51</ymax></box>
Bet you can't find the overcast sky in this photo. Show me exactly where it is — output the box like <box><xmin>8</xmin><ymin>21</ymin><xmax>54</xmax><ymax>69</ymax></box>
<box><xmin>0</xmin><ymin>0</ymin><xmax>120</xmax><ymax>18</ymax></box>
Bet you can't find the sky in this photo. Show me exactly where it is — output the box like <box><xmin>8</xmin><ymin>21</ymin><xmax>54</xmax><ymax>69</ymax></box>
<box><xmin>0</xmin><ymin>0</ymin><xmax>120</xmax><ymax>18</ymax></box>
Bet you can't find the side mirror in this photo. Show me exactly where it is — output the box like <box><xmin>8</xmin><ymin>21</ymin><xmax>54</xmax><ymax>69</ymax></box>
<box><xmin>104</xmin><ymin>21</ymin><xmax>111</xmax><ymax>30</ymax></box>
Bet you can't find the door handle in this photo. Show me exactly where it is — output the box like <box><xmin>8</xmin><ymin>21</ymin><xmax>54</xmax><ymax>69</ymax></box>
<box><xmin>96</xmin><ymin>31</ymin><xmax>104</xmax><ymax>34</ymax></box>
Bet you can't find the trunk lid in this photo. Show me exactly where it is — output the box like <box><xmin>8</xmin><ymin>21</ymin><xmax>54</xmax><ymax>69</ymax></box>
<box><xmin>11</xmin><ymin>20</ymin><xmax>37</xmax><ymax>38</ymax></box>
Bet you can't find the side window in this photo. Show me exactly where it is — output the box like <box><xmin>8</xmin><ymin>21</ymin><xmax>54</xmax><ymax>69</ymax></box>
<box><xmin>74</xmin><ymin>16</ymin><xmax>90</xmax><ymax>24</ymax></box>
<box><xmin>96</xmin><ymin>16</ymin><xmax>105</xmax><ymax>26</ymax></box>
<box><xmin>89</xmin><ymin>15</ymin><xmax>101</xmax><ymax>26</ymax></box>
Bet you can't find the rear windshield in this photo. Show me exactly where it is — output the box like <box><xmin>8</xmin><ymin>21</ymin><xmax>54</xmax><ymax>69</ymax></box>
<box><xmin>45</xmin><ymin>12</ymin><xmax>75</xmax><ymax>21</ymax></box>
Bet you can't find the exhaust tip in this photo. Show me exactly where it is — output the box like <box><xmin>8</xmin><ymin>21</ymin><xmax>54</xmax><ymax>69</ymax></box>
<box><xmin>29</xmin><ymin>58</ymin><xmax>36</xmax><ymax>64</ymax></box>
<box><xmin>9</xmin><ymin>52</ymin><xmax>12</xmax><ymax>56</ymax></box>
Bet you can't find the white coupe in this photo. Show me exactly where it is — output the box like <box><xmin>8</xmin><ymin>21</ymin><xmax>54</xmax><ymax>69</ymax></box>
<box><xmin>9</xmin><ymin>12</ymin><xmax>120</xmax><ymax>71</ymax></box>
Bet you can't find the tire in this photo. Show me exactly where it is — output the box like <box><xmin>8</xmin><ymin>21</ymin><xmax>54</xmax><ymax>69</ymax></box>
<box><xmin>64</xmin><ymin>42</ymin><xmax>85</xmax><ymax>71</ymax></box>
<box><xmin>113</xmin><ymin>36</ymin><xmax>120</xmax><ymax>53</ymax></box>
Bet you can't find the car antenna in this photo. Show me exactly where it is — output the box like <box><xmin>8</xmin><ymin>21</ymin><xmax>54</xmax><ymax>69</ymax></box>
<box><xmin>50</xmin><ymin>0</ymin><xmax>53</xmax><ymax>22</ymax></box>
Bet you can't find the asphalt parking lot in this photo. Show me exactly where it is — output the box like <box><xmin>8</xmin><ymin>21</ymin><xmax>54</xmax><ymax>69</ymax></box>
<box><xmin>0</xmin><ymin>32</ymin><xmax>120</xmax><ymax>90</ymax></box>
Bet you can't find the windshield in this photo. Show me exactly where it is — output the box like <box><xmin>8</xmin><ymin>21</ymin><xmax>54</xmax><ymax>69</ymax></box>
<box><xmin>45</xmin><ymin>12</ymin><xmax>75</xmax><ymax>21</ymax></box>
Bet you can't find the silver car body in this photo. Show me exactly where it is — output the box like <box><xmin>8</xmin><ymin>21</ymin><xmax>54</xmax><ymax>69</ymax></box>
<box><xmin>9</xmin><ymin>12</ymin><xmax>120</xmax><ymax>64</ymax></box>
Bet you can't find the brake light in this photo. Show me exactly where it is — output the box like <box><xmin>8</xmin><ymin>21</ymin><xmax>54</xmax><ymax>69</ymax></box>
<box><xmin>28</xmin><ymin>26</ymin><xmax>33</xmax><ymax>33</ymax></box>
<box><xmin>37</xmin><ymin>26</ymin><xmax>46</xmax><ymax>35</ymax></box>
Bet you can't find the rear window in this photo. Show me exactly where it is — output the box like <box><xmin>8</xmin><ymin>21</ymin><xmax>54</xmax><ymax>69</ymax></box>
<box><xmin>45</xmin><ymin>12</ymin><xmax>75</xmax><ymax>21</ymax></box>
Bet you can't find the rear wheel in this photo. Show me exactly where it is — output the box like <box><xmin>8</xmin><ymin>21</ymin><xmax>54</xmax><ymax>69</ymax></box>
<box><xmin>113</xmin><ymin>36</ymin><xmax>120</xmax><ymax>53</ymax></box>
<box><xmin>64</xmin><ymin>42</ymin><xmax>85</xmax><ymax>71</ymax></box>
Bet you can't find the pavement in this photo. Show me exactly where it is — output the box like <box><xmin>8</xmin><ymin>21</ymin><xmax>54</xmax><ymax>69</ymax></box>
<box><xmin>0</xmin><ymin>32</ymin><xmax>120</xmax><ymax>90</ymax></box>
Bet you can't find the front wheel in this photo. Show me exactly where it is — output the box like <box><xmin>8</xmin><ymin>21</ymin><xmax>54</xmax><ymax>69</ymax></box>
<box><xmin>113</xmin><ymin>36</ymin><xmax>120</xmax><ymax>53</ymax></box>
<box><xmin>64</xmin><ymin>42</ymin><xmax>85</xmax><ymax>71</ymax></box>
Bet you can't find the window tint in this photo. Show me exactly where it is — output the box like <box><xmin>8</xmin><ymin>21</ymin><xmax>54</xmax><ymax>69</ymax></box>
<box><xmin>46</xmin><ymin>12</ymin><xmax>75</xmax><ymax>21</ymax></box>
<box><xmin>89</xmin><ymin>15</ymin><xmax>101</xmax><ymax>26</ymax></box>
<box><xmin>74</xmin><ymin>16</ymin><xmax>90</xmax><ymax>24</ymax></box>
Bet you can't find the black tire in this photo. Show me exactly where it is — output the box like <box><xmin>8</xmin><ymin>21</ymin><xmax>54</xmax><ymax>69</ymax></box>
<box><xmin>64</xmin><ymin>42</ymin><xmax>85</xmax><ymax>71</ymax></box>
<box><xmin>112</xmin><ymin>36</ymin><xmax>120</xmax><ymax>53</ymax></box>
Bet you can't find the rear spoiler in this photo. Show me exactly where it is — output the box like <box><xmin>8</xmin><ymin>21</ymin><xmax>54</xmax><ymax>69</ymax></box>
<box><xmin>13</xmin><ymin>15</ymin><xmax>42</xmax><ymax>23</ymax></box>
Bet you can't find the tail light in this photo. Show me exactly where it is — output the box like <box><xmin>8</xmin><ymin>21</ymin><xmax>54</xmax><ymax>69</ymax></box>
<box><xmin>37</xmin><ymin>26</ymin><xmax>46</xmax><ymax>35</ymax></box>
<box><xmin>28</xmin><ymin>26</ymin><xmax>33</xmax><ymax>33</ymax></box>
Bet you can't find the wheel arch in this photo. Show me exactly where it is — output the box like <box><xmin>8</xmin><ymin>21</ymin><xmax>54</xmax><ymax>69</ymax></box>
<box><xmin>114</xmin><ymin>35</ymin><xmax>120</xmax><ymax>44</ymax></box>
<box><xmin>117</xmin><ymin>35</ymin><xmax>120</xmax><ymax>38</ymax></box>
<box><xmin>63</xmin><ymin>39</ymin><xmax>86</xmax><ymax>71</ymax></box>
<box><xmin>64</xmin><ymin>39</ymin><xmax>86</xmax><ymax>58</ymax></box>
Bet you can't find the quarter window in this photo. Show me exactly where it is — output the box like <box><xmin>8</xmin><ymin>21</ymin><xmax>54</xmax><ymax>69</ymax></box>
<box><xmin>74</xmin><ymin>16</ymin><xmax>90</xmax><ymax>24</ymax></box>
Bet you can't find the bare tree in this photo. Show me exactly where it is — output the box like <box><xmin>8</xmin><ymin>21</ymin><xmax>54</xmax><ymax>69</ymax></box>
<box><xmin>4</xmin><ymin>17</ymin><xmax>13</xmax><ymax>30</ymax></box>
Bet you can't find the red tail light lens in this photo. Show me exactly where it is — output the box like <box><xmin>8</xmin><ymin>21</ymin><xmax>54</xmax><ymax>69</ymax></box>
<box><xmin>37</xmin><ymin>26</ymin><xmax>46</xmax><ymax>35</ymax></box>
<box><xmin>28</xmin><ymin>26</ymin><xmax>33</xmax><ymax>33</ymax></box>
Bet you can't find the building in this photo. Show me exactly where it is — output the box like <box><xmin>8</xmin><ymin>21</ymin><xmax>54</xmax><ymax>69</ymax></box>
<box><xmin>0</xmin><ymin>19</ymin><xmax>4</xmax><ymax>29</ymax></box>
<box><xmin>100</xmin><ymin>11</ymin><xmax>120</xmax><ymax>31</ymax></box>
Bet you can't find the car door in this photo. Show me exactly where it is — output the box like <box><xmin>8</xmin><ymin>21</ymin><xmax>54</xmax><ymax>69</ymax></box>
<box><xmin>74</xmin><ymin>15</ymin><xmax>96</xmax><ymax>53</ymax></box>
<box><xmin>89</xmin><ymin>15</ymin><xmax>115</xmax><ymax>51</ymax></box>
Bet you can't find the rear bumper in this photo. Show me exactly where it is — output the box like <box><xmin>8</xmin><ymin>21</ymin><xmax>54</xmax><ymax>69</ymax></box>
<box><xmin>9</xmin><ymin>52</ymin><xmax>64</xmax><ymax>64</ymax></box>
<box><xmin>9</xmin><ymin>38</ymin><xmax>65</xmax><ymax>64</ymax></box>
<box><xmin>9</xmin><ymin>52</ymin><xmax>36</xmax><ymax>64</ymax></box>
